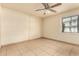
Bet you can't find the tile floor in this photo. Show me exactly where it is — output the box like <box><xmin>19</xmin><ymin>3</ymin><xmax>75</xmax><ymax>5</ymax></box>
<box><xmin>0</xmin><ymin>39</ymin><xmax>79</xmax><ymax>56</ymax></box>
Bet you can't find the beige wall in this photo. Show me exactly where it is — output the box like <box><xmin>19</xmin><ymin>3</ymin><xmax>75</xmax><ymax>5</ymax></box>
<box><xmin>1</xmin><ymin>5</ymin><xmax>79</xmax><ymax>46</ymax></box>
<box><xmin>43</xmin><ymin>8</ymin><xmax>79</xmax><ymax>44</ymax></box>
<box><xmin>1</xmin><ymin>7</ymin><xmax>42</xmax><ymax>45</ymax></box>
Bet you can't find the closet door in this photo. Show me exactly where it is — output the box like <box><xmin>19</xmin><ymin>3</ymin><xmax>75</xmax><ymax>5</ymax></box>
<box><xmin>1</xmin><ymin>8</ymin><xmax>29</xmax><ymax>45</ymax></box>
<box><xmin>0</xmin><ymin>5</ymin><xmax>2</xmax><ymax>48</ymax></box>
<box><xmin>25</xmin><ymin>15</ymin><xmax>30</xmax><ymax>40</ymax></box>
<box><xmin>0</xmin><ymin>15</ymin><xmax>1</xmax><ymax>48</ymax></box>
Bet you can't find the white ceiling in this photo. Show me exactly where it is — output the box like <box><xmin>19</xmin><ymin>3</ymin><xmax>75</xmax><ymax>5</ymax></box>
<box><xmin>1</xmin><ymin>3</ymin><xmax>79</xmax><ymax>18</ymax></box>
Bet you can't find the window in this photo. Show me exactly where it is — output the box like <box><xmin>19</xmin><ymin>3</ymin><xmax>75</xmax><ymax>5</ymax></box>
<box><xmin>62</xmin><ymin>15</ymin><xmax>79</xmax><ymax>32</ymax></box>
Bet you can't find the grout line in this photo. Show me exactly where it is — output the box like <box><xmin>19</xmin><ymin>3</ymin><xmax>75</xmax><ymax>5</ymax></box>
<box><xmin>16</xmin><ymin>47</ymin><xmax>23</xmax><ymax>56</ymax></box>
<box><xmin>69</xmin><ymin>46</ymin><xmax>73</xmax><ymax>56</ymax></box>
<box><xmin>38</xmin><ymin>46</ymin><xmax>51</xmax><ymax>56</ymax></box>
<box><xmin>5</xmin><ymin>46</ymin><xmax>7</xmax><ymax>56</ymax></box>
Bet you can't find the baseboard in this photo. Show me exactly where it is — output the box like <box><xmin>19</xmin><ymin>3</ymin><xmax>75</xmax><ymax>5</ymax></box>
<box><xmin>42</xmin><ymin>37</ymin><xmax>79</xmax><ymax>47</ymax></box>
<box><xmin>1</xmin><ymin>37</ymin><xmax>79</xmax><ymax>48</ymax></box>
<box><xmin>1</xmin><ymin>37</ymin><xmax>42</xmax><ymax>48</ymax></box>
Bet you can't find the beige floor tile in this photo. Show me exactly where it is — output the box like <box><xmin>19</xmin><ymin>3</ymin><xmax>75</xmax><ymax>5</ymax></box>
<box><xmin>0</xmin><ymin>39</ymin><xmax>79</xmax><ymax>56</ymax></box>
<box><xmin>0</xmin><ymin>47</ymin><xmax>6</xmax><ymax>56</ymax></box>
<box><xmin>22</xmin><ymin>51</ymin><xmax>36</xmax><ymax>56</ymax></box>
<box><xmin>6</xmin><ymin>50</ymin><xmax>21</xmax><ymax>56</ymax></box>
<box><xmin>70</xmin><ymin>46</ymin><xmax>79</xmax><ymax>56</ymax></box>
<box><xmin>30</xmin><ymin>48</ymin><xmax>50</xmax><ymax>56</ymax></box>
<box><xmin>20</xmin><ymin>47</ymin><xmax>37</xmax><ymax>56</ymax></box>
<box><xmin>6</xmin><ymin>46</ymin><xmax>21</xmax><ymax>56</ymax></box>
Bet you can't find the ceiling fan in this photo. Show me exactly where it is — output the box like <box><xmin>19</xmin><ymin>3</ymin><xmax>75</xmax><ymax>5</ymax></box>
<box><xmin>35</xmin><ymin>3</ymin><xmax>62</xmax><ymax>15</ymax></box>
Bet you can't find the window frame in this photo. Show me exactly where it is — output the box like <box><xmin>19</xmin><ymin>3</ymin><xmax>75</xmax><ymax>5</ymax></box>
<box><xmin>62</xmin><ymin>15</ymin><xmax>79</xmax><ymax>33</ymax></box>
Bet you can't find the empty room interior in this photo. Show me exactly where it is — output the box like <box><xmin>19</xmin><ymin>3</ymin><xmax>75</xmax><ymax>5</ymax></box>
<box><xmin>0</xmin><ymin>3</ymin><xmax>79</xmax><ymax>56</ymax></box>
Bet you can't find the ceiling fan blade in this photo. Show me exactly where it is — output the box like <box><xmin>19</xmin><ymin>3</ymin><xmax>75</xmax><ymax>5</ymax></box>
<box><xmin>42</xmin><ymin>3</ymin><xmax>49</xmax><ymax>8</ymax></box>
<box><xmin>35</xmin><ymin>9</ymin><xmax>45</xmax><ymax>11</ymax></box>
<box><xmin>48</xmin><ymin>9</ymin><xmax>56</xmax><ymax>12</ymax></box>
<box><xmin>42</xmin><ymin>3</ymin><xmax>47</xmax><ymax>8</ymax></box>
<box><xmin>51</xmin><ymin>3</ymin><xmax>62</xmax><ymax>8</ymax></box>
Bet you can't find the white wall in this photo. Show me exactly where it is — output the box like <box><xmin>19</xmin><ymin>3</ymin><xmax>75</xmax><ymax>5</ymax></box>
<box><xmin>1</xmin><ymin>7</ymin><xmax>42</xmax><ymax>45</ymax></box>
<box><xmin>43</xmin><ymin>8</ymin><xmax>79</xmax><ymax>45</ymax></box>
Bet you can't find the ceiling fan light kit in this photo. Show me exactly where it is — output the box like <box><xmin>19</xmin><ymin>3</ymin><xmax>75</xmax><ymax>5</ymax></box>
<box><xmin>39</xmin><ymin>9</ymin><xmax>52</xmax><ymax>15</ymax></box>
<box><xmin>35</xmin><ymin>3</ymin><xmax>62</xmax><ymax>15</ymax></box>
